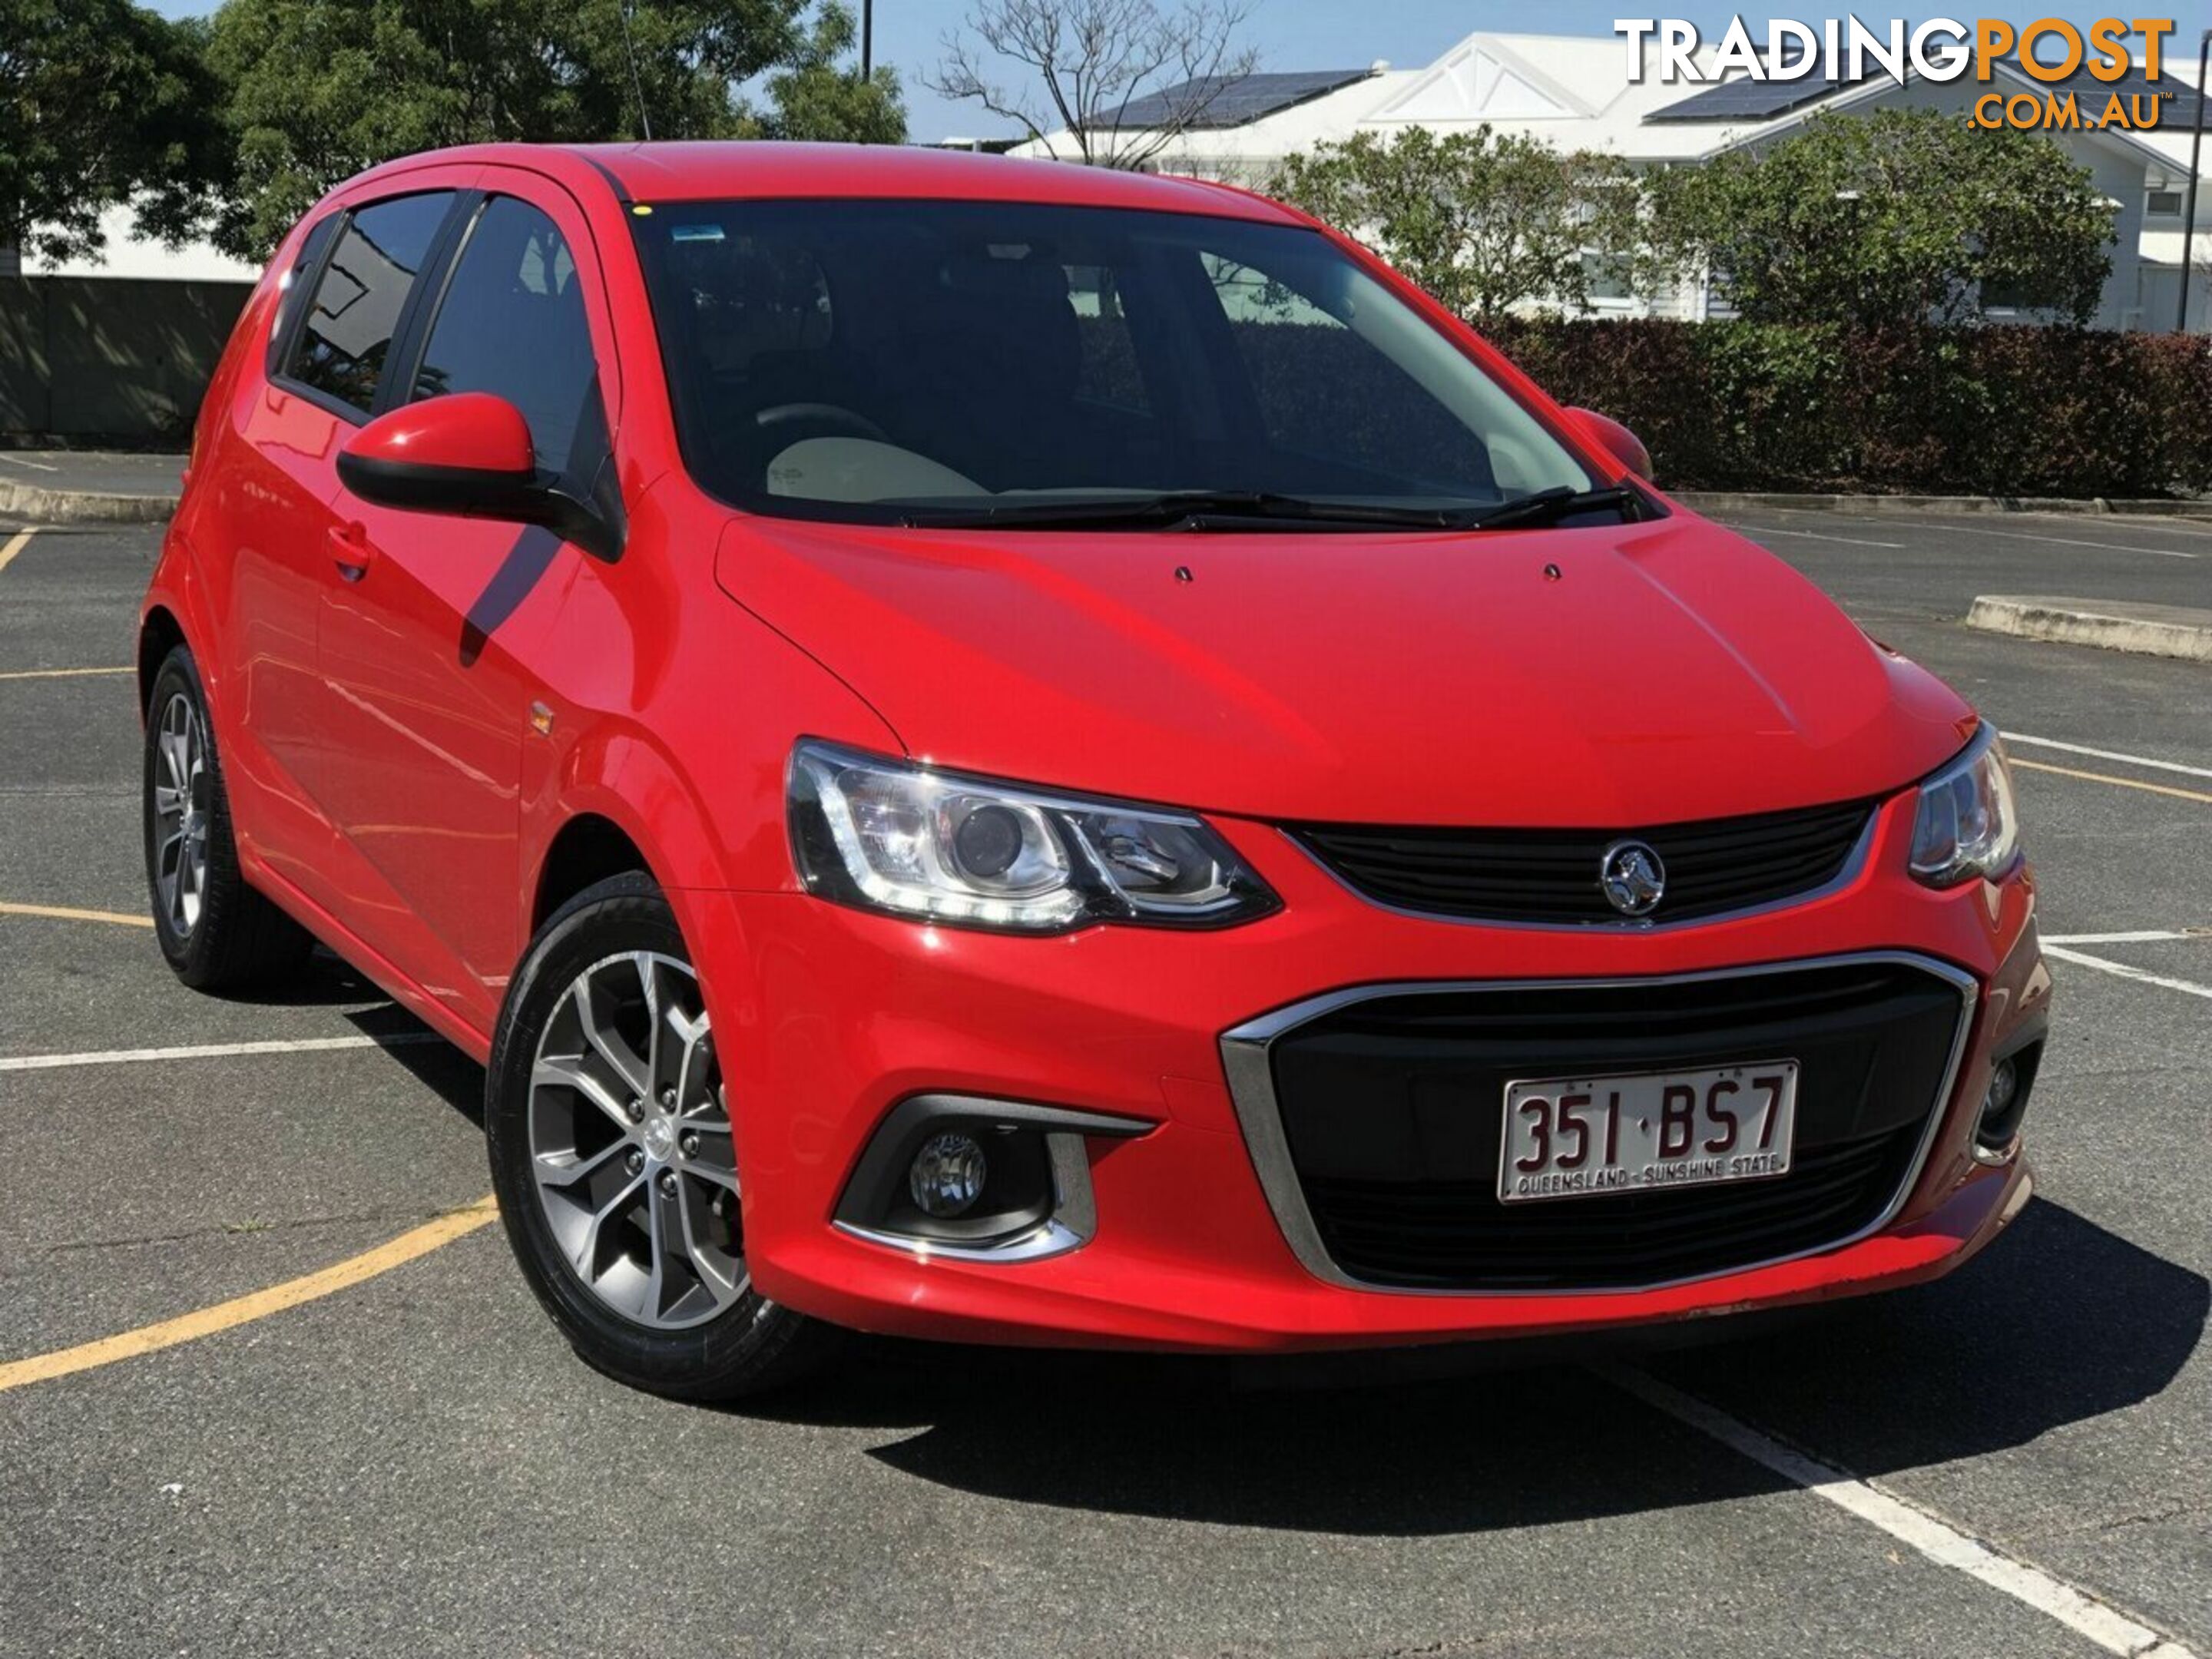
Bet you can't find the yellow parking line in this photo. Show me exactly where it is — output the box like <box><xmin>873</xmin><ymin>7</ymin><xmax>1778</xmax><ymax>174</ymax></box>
<box><xmin>0</xmin><ymin>527</ymin><xmax>34</xmax><ymax>576</ymax></box>
<box><xmin>0</xmin><ymin>900</ymin><xmax>154</xmax><ymax>929</ymax></box>
<box><xmin>0</xmin><ymin>1196</ymin><xmax>499</xmax><ymax>1393</ymax></box>
<box><xmin>2011</xmin><ymin>757</ymin><xmax>2212</xmax><ymax>806</ymax></box>
<box><xmin>0</xmin><ymin>665</ymin><xmax>131</xmax><ymax>682</ymax></box>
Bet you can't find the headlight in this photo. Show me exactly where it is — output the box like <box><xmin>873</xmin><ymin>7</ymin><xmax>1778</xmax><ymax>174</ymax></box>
<box><xmin>1909</xmin><ymin>726</ymin><xmax>2022</xmax><ymax>887</ymax></box>
<box><xmin>787</xmin><ymin>741</ymin><xmax>1280</xmax><ymax>932</ymax></box>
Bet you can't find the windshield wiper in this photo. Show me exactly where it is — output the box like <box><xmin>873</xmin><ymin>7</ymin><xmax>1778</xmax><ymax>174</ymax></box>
<box><xmin>1469</xmin><ymin>485</ymin><xmax>1640</xmax><ymax>530</ymax></box>
<box><xmin>899</xmin><ymin>491</ymin><xmax>1488</xmax><ymax>531</ymax></box>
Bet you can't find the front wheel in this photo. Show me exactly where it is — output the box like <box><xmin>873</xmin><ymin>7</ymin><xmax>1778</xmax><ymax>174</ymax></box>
<box><xmin>485</xmin><ymin>873</ymin><xmax>838</xmax><ymax>1399</ymax></box>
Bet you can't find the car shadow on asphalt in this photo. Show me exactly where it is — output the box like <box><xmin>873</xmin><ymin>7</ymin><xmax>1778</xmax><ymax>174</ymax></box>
<box><xmin>211</xmin><ymin>947</ymin><xmax>398</xmax><ymax>1008</ymax></box>
<box><xmin>335</xmin><ymin>998</ymin><xmax>488</xmax><ymax>1129</ymax></box>
<box><xmin>735</xmin><ymin>1200</ymin><xmax>2204</xmax><ymax>1535</ymax></box>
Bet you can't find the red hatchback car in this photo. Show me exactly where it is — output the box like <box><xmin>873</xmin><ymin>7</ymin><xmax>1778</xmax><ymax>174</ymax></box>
<box><xmin>141</xmin><ymin>143</ymin><xmax>2049</xmax><ymax>1398</ymax></box>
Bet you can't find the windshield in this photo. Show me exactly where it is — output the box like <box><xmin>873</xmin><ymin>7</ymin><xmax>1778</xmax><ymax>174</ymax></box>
<box><xmin>631</xmin><ymin>198</ymin><xmax>1603</xmax><ymax>527</ymax></box>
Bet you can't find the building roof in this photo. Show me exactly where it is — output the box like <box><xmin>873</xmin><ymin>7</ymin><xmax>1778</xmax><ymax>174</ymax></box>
<box><xmin>1108</xmin><ymin>68</ymin><xmax>1376</xmax><ymax>131</ymax></box>
<box><xmin>1644</xmin><ymin>72</ymin><xmax>1863</xmax><ymax>124</ymax></box>
<box><xmin>1019</xmin><ymin>28</ymin><xmax>2212</xmax><ymax>178</ymax></box>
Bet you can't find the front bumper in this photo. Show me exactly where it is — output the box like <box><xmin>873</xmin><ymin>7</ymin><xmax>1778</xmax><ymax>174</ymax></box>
<box><xmin>674</xmin><ymin>793</ymin><xmax>2049</xmax><ymax>1353</ymax></box>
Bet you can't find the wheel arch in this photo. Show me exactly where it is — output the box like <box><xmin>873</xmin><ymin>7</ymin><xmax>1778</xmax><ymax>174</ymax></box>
<box><xmin>531</xmin><ymin>811</ymin><xmax>657</xmax><ymax>932</ymax></box>
<box><xmin>137</xmin><ymin>604</ymin><xmax>188</xmax><ymax>720</ymax></box>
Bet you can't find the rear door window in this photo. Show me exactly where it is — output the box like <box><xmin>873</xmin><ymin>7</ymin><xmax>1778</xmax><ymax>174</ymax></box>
<box><xmin>285</xmin><ymin>192</ymin><xmax>454</xmax><ymax>417</ymax></box>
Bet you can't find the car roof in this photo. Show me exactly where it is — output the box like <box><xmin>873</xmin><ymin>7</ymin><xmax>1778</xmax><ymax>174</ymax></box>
<box><xmin>344</xmin><ymin>141</ymin><xmax>1303</xmax><ymax>225</ymax></box>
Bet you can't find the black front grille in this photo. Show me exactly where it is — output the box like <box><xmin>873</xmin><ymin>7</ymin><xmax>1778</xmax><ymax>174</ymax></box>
<box><xmin>1293</xmin><ymin>799</ymin><xmax>1873</xmax><ymax>926</ymax></box>
<box><xmin>1263</xmin><ymin>960</ymin><xmax>1965</xmax><ymax>1291</ymax></box>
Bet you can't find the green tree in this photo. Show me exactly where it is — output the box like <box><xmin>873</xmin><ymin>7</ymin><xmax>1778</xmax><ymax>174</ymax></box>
<box><xmin>206</xmin><ymin>0</ymin><xmax>903</xmax><ymax>263</ymax></box>
<box><xmin>1266</xmin><ymin>125</ymin><xmax>1644</xmax><ymax>323</ymax></box>
<box><xmin>0</xmin><ymin>0</ymin><xmax>230</xmax><ymax>263</ymax></box>
<box><xmin>761</xmin><ymin>3</ymin><xmax>904</xmax><ymax>144</ymax></box>
<box><xmin>1644</xmin><ymin>109</ymin><xmax>2113</xmax><ymax>328</ymax></box>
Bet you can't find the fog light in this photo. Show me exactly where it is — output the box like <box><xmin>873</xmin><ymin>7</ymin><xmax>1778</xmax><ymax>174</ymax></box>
<box><xmin>1975</xmin><ymin>1042</ymin><xmax>2038</xmax><ymax>1157</ymax></box>
<box><xmin>909</xmin><ymin>1131</ymin><xmax>988</xmax><ymax>1217</ymax></box>
<box><xmin>1985</xmin><ymin>1056</ymin><xmax>2018</xmax><ymax>1119</ymax></box>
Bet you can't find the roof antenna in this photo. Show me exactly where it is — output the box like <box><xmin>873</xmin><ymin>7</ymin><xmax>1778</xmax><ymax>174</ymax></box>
<box><xmin>615</xmin><ymin>0</ymin><xmax>654</xmax><ymax>141</ymax></box>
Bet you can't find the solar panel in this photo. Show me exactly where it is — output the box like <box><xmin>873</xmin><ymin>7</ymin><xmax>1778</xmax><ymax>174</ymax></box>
<box><xmin>1644</xmin><ymin>75</ymin><xmax>1857</xmax><ymax>122</ymax></box>
<box><xmin>2035</xmin><ymin>68</ymin><xmax>2204</xmax><ymax>125</ymax></box>
<box><xmin>1106</xmin><ymin>68</ymin><xmax>1371</xmax><ymax>131</ymax></box>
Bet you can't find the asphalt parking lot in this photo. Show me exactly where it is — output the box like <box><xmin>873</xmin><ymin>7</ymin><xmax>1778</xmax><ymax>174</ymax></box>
<box><xmin>1</xmin><ymin>505</ymin><xmax>2207</xmax><ymax>1658</ymax></box>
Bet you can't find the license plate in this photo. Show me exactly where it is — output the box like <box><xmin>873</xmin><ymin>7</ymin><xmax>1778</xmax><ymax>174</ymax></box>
<box><xmin>1498</xmin><ymin>1061</ymin><xmax>1798</xmax><ymax>1204</ymax></box>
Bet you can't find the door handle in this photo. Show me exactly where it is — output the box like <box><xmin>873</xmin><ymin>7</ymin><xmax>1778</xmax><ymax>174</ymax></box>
<box><xmin>328</xmin><ymin>523</ymin><xmax>373</xmax><ymax>581</ymax></box>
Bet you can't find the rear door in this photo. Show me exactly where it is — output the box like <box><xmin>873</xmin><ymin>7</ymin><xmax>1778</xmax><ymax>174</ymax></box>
<box><xmin>220</xmin><ymin>190</ymin><xmax>458</xmax><ymax>903</ymax></box>
<box><xmin>315</xmin><ymin>180</ymin><xmax>621</xmax><ymax>1035</ymax></box>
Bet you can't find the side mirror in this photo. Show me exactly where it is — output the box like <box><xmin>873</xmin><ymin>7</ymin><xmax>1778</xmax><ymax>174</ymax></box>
<box><xmin>336</xmin><ymin>392</ymin><xmax>621</xmax><ymax>561</ymax></box>
<box><xmin>1567</xmin><ymin>407</ymin><xmax>1654</xmax><ymax>484</ymax></box>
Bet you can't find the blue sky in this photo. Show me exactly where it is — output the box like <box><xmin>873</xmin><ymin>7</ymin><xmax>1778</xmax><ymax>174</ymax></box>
<box><xmin>145</xmin><ymin>1</ymin><xmax>1816</xmax><ymax>143</ymax></box>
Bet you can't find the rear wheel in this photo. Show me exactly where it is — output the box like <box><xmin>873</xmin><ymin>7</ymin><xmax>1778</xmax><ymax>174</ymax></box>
<box><xmin>142</xmin><ymin>646</ymin><xmax>314</xmax><ymax>989</ymax></box>
<box><xmin>485</xmin><ymin>873</ymin><xmax>839</xmax><ymax>1399</ymax></box>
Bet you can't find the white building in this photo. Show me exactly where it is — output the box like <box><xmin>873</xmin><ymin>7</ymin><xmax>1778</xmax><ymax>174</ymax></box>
<box><xmin>1016</xmin><ymin>31</ymin><xmax>2212</xmax><ymax>332</ymax></box>
<box><xmin>8</xmin><ymin>203</ymin><xmax>259</xmax><ymax>283</ymax></box>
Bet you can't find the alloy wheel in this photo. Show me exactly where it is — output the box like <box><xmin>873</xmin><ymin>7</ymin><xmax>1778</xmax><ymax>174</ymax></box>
<box><xmin>526</xmin><ymin>951</ymin><xmax>746</xmax><ymax>1330</ymax></box>
<box><xmin>151</xmin><ymin>691</ymin><xmax>210</xmax><ymax>939</ymax></box>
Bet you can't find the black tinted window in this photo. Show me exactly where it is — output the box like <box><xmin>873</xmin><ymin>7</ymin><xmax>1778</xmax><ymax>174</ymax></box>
<box><xmin>415</xmin><ymin>196</ymin><xmax>602</xmax><ymax>480</ymax></box>
<box><xmin>288</xmin><ymin>193</ymin><xmax>452</xmax><ymax>415</ymax></box>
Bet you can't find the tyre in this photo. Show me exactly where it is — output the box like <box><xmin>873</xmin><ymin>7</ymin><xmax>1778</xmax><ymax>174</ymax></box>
<box><xmin>485</xmin><ymin>872</ymin><xmax>839</xmax><ymax>1399</ymax></box>
<box><xmin>143</xmin><ymin>645</ymin><xmax>316</xmax><ymax>990</ymax></box>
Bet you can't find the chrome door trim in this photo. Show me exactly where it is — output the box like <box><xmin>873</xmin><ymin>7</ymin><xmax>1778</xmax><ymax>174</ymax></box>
<box><xmin>1217</xmin><ymin>950</ymin><xmax>1981</xmax><ymax>1297</ymax></box>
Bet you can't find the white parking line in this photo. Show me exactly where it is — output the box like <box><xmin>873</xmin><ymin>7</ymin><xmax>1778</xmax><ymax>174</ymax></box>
<box><xmin>0</xmin><ymin>455</ymin><xmax>58</xmax><ymax>473</ymax></box>
<box><xmin>1738</xmin><ymin>524</ymin><xmax>1907</xmax><ymax>549</ymax></box>
<box><xmin>2003</xmin><ymin>734</ymin><xmax>2212</xmax><ymax>782</ymax></box>
<box><xmin>2041</xmin><ymin>945</ymin><xmax>2212</xmax><ymax>1003</ymax></box>
<box><xmin>2043</xmin><ymin>930</ymin><xmax>2206</xmax><ymax>945</ymax></box>
<box><xmin>1931</xmin><ymin>525</ymin><xmax>2199</xmax><ymax>560</ymax></box>
<box><xmin>1760</xmin><ymin>508</ymin><xmax>2200</xmax><ymax>559</ymax></box>
<box><xmin>0</xmin><ymin>1032</ymin><xmax>445</xmax><ymax>1074</ymax></box>
<box><xmin>1604</xmin><ymin>1367</ymin><xmax>2203</xmax><ymax>1659</ymax></box>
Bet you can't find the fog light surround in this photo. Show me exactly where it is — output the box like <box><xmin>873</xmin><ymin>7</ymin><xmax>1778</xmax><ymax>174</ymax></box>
<box><xmin>835</xmin><ymin>1094</ymin><xmax>1153</xmax><ymax>1261</ymax></box>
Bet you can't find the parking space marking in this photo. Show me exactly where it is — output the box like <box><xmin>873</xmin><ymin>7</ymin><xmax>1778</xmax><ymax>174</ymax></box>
<box><xmin>0</xmin><ymin>528</ymin><xmax>35</xmax><ymax>576</ymax></box>
<box><xmin>1604</xmin><ymin>1367</ymin><xmax>2203</xmax><ymax>1659</ymax></box>
<box><xmin>1736</xmin><ymin>524</ymin><xmax>1907</xmax><ymax>549</ymax></box>
<box><xmin>0</xmin><ymin>455</ymin><xmax>58</xmax><ymax>473</ymax></box>
<box><xmin>2044</xmin><ymin>930</ymin><xmax>2208</xmax><ymax>945</ymax></box>
<box><xmin>0</xmin><ymin>899</ymin><xmax>153</xmax><ymax>928</ymax></box>
<box><xmin>0</xmin><ymin>1031</ymin><xmax>445</xmax><ymax>1074</ymax></box>
<box><xmin>0</xmin><ymin>665</ymin><xmax>132</xmax><ymax>682</ymax></box>
<box><xmin>0</xmin><ymin>1196</ymin><xmax>498</xmax><ymax>1393</ymax></box>
<box><xmin>2011</xmin><ymin>758</ymin><xmax>2212</xmax><ymax>807</ymax></box>
<box><xmin>2041</xmin><ymin>945</ymin><xmax>2212</xmax><ymax>1004</ymax></box>
<box><xmin>2004</xmin><ymin>734</ymin><xmax>2212</xmax><ymax>783</ymax></box>
<box><xmin>1930</xmin><ymin>525</ymin><xmax>2200</xmax><ymax>560</ymax></box>
<box><xmin>1761</xmin><ymin>508</ymin><xmax>2200</xmax><ymax>560</ymax></box>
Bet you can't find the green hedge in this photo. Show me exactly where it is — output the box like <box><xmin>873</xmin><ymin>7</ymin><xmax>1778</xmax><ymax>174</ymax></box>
<box><xmin>1482</xmin><ymin>318</ymin><xmax>2212</xmax><ymax>498</ymax></box>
